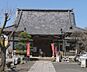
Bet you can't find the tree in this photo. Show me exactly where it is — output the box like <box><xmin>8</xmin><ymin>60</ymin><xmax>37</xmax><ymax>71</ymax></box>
<box><xmin>71</xmin><ymin>31</ymin><xmax>87</xmax><ymax>54</ymax></box>
<box><xmin>0</xmin><ymin>13</ymin><xmax>9</xmax><ymax>72</ymax></box>
<box><xmin>0</xmin><ymin>9</ymin><xmax>23</xmax><ymax>71</ymax></box>
<box><xmin>14</xmin><ymin>32</ymin><xmax>32</xmax><ymax>55</ymax></box>
<box><xmin>0</xmin><ymin>12</ymin><xmax>16</xmax><ymax>72</ymax></box>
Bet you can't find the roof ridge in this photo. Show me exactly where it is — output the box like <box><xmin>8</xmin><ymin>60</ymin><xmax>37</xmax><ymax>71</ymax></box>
<box><xmin>17</xmin><ymin>8</ymin><xmax>73</xmax><ymax>12</ymax></box>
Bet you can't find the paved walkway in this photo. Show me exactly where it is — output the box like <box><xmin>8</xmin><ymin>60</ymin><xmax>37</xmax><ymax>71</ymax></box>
<box><xmin>53</xmin><ymin>62</ymin><xmax>87</xmax><ymax>72</ymax></box>
<box><xmin>28</xmin><ymin>61</ymin><xmax>56</xmax><ymax>72</ymax></box>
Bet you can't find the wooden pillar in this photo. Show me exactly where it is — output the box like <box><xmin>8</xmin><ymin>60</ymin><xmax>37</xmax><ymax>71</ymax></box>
<box><xmin>64</xmin><ymin>40</ymin><xmax>67</xmax><ymax>56</ymax></box>
<box><xmin>63</xmin><ymin>39</ymin><xmax>65</xmax><ymax>56</ymax></box>
<box><xmin>13</xmin><ymin>32</ymin><xmax>15</xmax><ymax>50</ymax></box>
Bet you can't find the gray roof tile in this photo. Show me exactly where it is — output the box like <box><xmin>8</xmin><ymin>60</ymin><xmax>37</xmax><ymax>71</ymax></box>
<box><xmin>14</xmin><ymin>9</ymin><xmax>76</xmax><ymax>35</ymax></box>
<box><xmin>4</xmin><ymin>9</ymin><xmax>84</xmax><ymax>35</ymax></box>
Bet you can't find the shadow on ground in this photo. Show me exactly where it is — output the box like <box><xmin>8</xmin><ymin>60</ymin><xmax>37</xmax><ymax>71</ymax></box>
<box><xmin>5</xmin><ymin>61</ymin><xmax>35</xmax><ymax>72</ymax></box>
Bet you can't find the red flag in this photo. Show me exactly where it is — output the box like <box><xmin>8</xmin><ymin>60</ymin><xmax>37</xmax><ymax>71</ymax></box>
<box><xmin>26</xmin><ymin>42</ymin><xmax>30</xmax><ymax>56</ymax></box>
<box><xmin>51</xmin><ymin>43</ymin><xmax>55</xmax><ymax>57</ymax></box>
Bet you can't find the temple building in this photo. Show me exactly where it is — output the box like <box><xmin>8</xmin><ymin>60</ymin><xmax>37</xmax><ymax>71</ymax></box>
<box><xmin>4</xmin><ymin>9</ymin><xmax>85</xmax><ymax>57</ymax></box>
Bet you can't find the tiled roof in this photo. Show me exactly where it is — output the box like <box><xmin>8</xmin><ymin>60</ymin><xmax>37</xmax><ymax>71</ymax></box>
<box><xmin>66</xmin><ymin>26</ymin><xmax>86</xmax><ymax>33</ymax></box>
<box><xmin>4</xmin><ymin>9</ymin><xmax>85</xmax><ymax>35</ymax></box>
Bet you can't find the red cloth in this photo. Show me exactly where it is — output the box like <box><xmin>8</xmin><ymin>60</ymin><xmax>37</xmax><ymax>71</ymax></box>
<box><xmin>26</xmin><ymin>42</ymin><xmax>30</xmax><ymax>56</ymax></box>
<box><xmin>51</xmin><ymin>43</ymin><xmax>55</xmax><ymax>56</ymax></box>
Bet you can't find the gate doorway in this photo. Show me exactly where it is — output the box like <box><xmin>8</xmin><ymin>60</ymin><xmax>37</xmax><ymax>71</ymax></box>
<box><xmin>32</xmin><ymin>37</ymin><xmax>52</xmax><ymax>57</ymax></box>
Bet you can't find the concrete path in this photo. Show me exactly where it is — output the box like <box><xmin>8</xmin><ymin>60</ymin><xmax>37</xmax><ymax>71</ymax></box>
<box><xmin>28</xmin><ymin>61</ymin><xmax>56</xmax><ymax>72</ymax></box>
<box><xmin>53</xmin><ymin>62</ymin><xmax>87</xmax><ymax>72</ymax></box>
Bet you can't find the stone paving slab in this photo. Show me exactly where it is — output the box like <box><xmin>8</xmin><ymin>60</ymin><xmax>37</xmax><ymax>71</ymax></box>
<box><xmin>53</xmin><ymin>62</ymin><xmax>87</xmax><ymax>72</ymax></box>
<box><xmin>28</xmin><ymin>61</ymin><xmax>56</xmax><ymax>72</ymax></box>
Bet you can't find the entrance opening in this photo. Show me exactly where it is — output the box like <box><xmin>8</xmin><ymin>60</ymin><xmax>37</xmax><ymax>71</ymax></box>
<box><xmin>32</xmin><ymin>37</ymin><xmax>52</xmax><ymax>57</ymax></box>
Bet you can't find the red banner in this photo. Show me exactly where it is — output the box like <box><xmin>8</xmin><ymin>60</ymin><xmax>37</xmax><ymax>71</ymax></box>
<box><xmin>26</xmin><ymin>42</ymin><xmax>30</xmax><ymax>56</ymax></box>
<box><xmin>51</xmin><ymin>43</ymin><xmax>55</xmax><ymax>57</ymax></box>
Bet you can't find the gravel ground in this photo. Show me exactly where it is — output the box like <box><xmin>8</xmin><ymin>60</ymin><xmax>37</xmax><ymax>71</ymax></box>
<box><xmin>5</xmin><ymin>61</ymin><xmax>35</xmax><ymax>72</ymax></box>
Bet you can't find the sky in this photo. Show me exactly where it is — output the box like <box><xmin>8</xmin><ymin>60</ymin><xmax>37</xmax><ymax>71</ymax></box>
<box><xmin>0</xmin><ymin>0</ymin><xmax>87</xmax><ymax>28</ymax></box>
